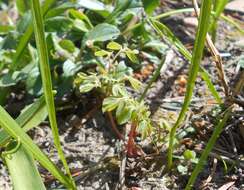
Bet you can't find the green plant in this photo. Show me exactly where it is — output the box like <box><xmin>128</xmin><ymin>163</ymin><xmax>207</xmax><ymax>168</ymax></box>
<box><xmin>0</xmin><ymin>105</ymin><xmax>72</xmax><ymax>188</ymax></box>
<box><xmin>0</xmin><ymin>96</ymin><xmax>47</xmax><ymax>147</ymax></box>
<box><xmin>0</xmin><ymin>0</ymin><xmax>242</xmax><ymax>188</ymax></box>
<box><xmin>75</xmin><ymin>42</ymin><xmax>152</xmax><ymax>156</ymax></box>
<box><xmin>2</xmin><ymin>141</ymin><xmax>46</xmax><ymax>190</ymax></box>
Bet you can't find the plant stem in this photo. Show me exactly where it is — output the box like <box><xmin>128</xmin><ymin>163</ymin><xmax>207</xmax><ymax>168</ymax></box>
<box><xmin>30</xmin><ymin>0</ymin><xmax>76</xmax><ymax>189</ymax></box>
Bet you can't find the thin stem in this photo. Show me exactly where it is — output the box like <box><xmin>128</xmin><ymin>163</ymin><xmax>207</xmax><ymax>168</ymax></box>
<box><xmin>185</xmin><ymin>107</ymin><xmax>232</xmax><ymax>190</ymax></box>
<box><xmin>139</xmin><ymin>56</ymin><xmax>166</xmax><ymax>102</ymax></box>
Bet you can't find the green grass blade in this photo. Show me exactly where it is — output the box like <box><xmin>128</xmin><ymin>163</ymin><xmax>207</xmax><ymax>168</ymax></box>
<box><xmin>0</xmin><ymin>96</ymin><xmax>47</xmax><ymax>147</ymax></box>
<box><xmin>3</xmin><ymin>141</ymin><xmax>46</xmax><ymax>190</ymax></box>
<box><xmin>220</xmin><ymin>14</ymin><xmax>244</xmax><ymax>35</ymax></box>
<box><xmin>185</xmin><ymin>107</ymin><xmax>232</xmax><ymax>190</ymax></box>
<box><xmin>125</xmin><ymin>8</ymin><xmax>243</xmax><ymax>38</ymax></box>
<box><xmin>123</xmin><ymin>8</ymin><xmax>195</xmax><ymax>35</ymax></box>
<box><xmin>148</xmin><ymin>18</ymin><xmax>191</xmax><ymax>60</ymax></box>
<box><xmin>148</xmin><ymin>19</ymin><xmax>221</xmax><ymax>104</ymax></box>
<box><xmin>211</xmin><ymin>0</ymin><xmax>228</xmax><ymax>42</ymax></box>
<box><xmin>0</xmin><ymin>106</ymin><xmax>72</xmax><ymax>188</ymax></box>
<box><xmin>11</xmin><ymin>0</ymin><xmax>56</xmax><ymax>70</ymax></box>
<box><xmin>159</xmin><ymin>0</ymin><xmax>212</xmax><ymax>169</ymax></box>
<box><xmin>30</xmin><ymin>0</ymin><xmax>75</xmax><ymax>188</ymax></box>
<box><xmin>199</xmin><ymin>68</ymin><xmax>222</xmax><ymax>104</ymax></box>
<box><xmin>139</xmin><ymin>56</ymin><xmax>166</xmax><ymax>102</ymax></box>
<box><xmin>154</xmin><ymin>8</ymin><xmax>194</xmax><ymax>20</ymax></box>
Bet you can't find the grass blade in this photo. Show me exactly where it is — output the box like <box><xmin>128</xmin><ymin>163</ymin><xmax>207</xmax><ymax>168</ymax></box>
<box><xmin>125</xmin><ymin>8</ymin><xmax>243</xmax><ymax>35</ymax></box>
<box><xmin>3</xmin><ymin>141</ymin><xmax>46</xmax><ymax>190</ymax></box>
<box><xmin>30</xmin><ymin>0</ymin><xmax>75</xmax><ymax>188</ymax></box>
<box><xmin>0</xmin><ymin>96</ymin><xmax>47</xmax><ymax>147</ymax></box>
<box><xmin>0</xmin><ymin>106</ymin><xmax>72</xmax><ymax>188</ymax></box>
<box><xmin>162</xmin><ymin>0</ymin><xmax>212</xmax><ymax>169</ymax></box>
<box><xmin>185</xmin><ymin>107</ymin><xmax>232</xmax><ymax>190</ymax></box>
<box><xmin>148</xmin><ymin>19</ymin><xmax>221</xmax><ymax>104</ymax></box>
<box><xmin>199</xmin><ymin>68</ymin><xmax>222</xmax><ymax>104</ymax></box>
<box><xmin>139</xmin><ymin>57</ymin><xmax>166</xmax><ymax>102</ymax></box>
<box><xmin>154</xmin><ymin>8</ymin><xmax>194</xmax><ymax>20</ymax></box>
<box><xmin>211</xmin><ymin>0</ymin><xmax>228</xmax><ymax>42</ymax></box>
<box><xmin>220</xmin><ymin>14</ymin><xmax>244</xmax><ymax>35</ymax></box>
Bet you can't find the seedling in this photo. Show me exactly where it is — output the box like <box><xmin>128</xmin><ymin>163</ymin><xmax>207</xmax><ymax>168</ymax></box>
<box><xmin>75</xmin><ymin>41</ymin><xmax>152</xmax><ymax>156</ymax></box>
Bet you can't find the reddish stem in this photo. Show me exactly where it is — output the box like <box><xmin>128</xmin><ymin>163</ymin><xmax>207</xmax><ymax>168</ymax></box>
<box><xmin>107</xmin><ymin>112</ymin><xmax>124</xmax><ymax>140</ymax></box>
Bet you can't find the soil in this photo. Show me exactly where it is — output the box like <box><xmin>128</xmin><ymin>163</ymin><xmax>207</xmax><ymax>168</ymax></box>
<box><xmin>0</xmin><ymin>1</ymin><xmax>244</xmax><ymax>190</ymax></box>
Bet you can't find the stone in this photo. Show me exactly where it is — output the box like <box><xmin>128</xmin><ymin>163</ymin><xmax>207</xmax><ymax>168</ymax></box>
<box><xmin>226</xmin><ymin>0</ymin><xmax>244</xmax><ymax>14</ymax></box>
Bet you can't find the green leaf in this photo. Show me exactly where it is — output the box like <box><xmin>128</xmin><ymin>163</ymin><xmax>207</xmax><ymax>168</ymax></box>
<box><xmin>149</xmin><ymin>19</ymin><xmax>191</xmax><ymax>60</ymax></box>
<box><xmin>0</xmin><ymin>71</ymin><xmax>26</xmax><ymax>87</ymax></box>
<box><xmin>210</xmin><ymin>0</ymin><xmax>228</xmax><ymax>41</ymax></box>
<box><xmin>79</xmin><ymin>83</ymin><xmax>96</xmax><ymax>93</ymax></box>
<box><xmin>0</xmin><ymin>105</ymin><xmax>72</xmax><ymax>188</ymax></box>
<box><xmin>102</xmin><ymin>97</ymin><xmax>120</xmax><ymax>112</ymax></box>
<box><xmin>137</xmin><ymin>120</ymin><xmax>151</xmax><ymax>139</ymax></box>
<box><xmin>3</xmin><ymin>141</ymin><xmax>46</xmax><ymax>190</ymax></box>
<box><xmin>63</xmin><ymin>59</ymin><xmax>81</xmax><ymax>77</ymax></box>
<box><xmin>95</xmin><ymin>50</ymin><xmax>110</xmax><ymax>57</ymax></box>
<box><xmin>127</xmin><ymin>76</ymin><xmax>142</xmax><ymax>91</ymax></box>
<box><xmin>0</xmin><ymin>96</ymin><xmax>47</xmax><ymax>147</ymax></box>
<box><xmin>107</xmin><ymin>41</ymin><xmax>122</xmax><ymax>50</ymax></box>
<box><xmin>45</xmin><ymin>2</ymin><xmax>76</xmax><ymax>19</ymax></box>
<box><xmin>59</xmin><ymin>39</ymin><xmax>76</xmax><ymax>53</ymax></box>
<box><xmin>199</xmin><ymin>68</ymin><xmax>222</xmax><ymax>104</ymax></box>
<box><xmin>112</xmin><ymin>84</ymin><xmax>127</xmax><ymax>96</ymax></box>
<box><xmin>142</xmin><ymin>0</ymin><xmax>159</xmax><ymax>15</ymax></box>
<box><xmin>11</xmin><ymin>0</ymin><xmax>56</xmax><ymax>70</ymax></box>
<box><xmin>16</xmin><ymin>0</ymin><xmax>30</xmax><ymax>15</ymax></box>
<box><xmin>0</xmin><ymin>25</ymin><xmax>15</xmax><ymax>34</ymax></box>
<box><xmin>45</xmin><ymin>16</ymin><xmax>73</xmax><ymax>32</ymax></box>
<box><xmin>105</xmin><ymin>0</ymin><xmax>133</xmax><ymax>23</ymax></box>
<box><xmin>73</xmin><ymin>19</ymin><xmax>90</xmax><ymax>32</ymax></box>
<box><xmin>85</xmin><ymin>23</ymin><xmax>120</xmax><ymax>43</ymax></box>
<box><xmin>69</xmin><ymin>9</ymin><xmax>93</xmax><ymax>29</ymax></box>
<box><xmin>116</xmin><ymin>102</ymin><xmax>132</xmax><ymax>124</ymax></box>
<box><xmin>125</xmin><ymin>49</ymin><xmax>138</xmax><ymax>63</ymax></box>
